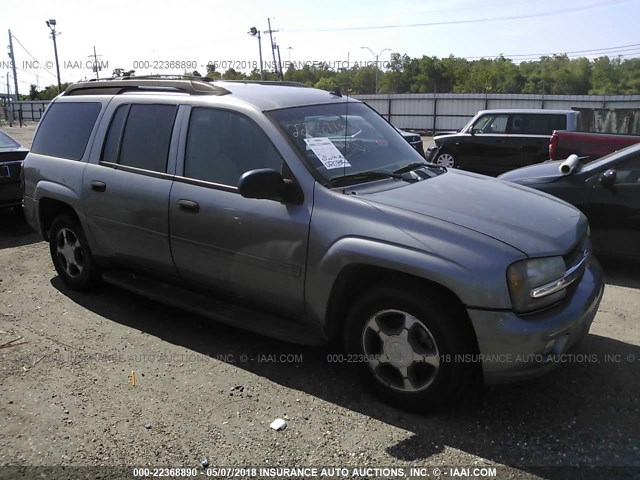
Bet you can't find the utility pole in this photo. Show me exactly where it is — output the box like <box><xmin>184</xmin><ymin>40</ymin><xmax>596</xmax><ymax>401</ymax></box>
<box><xmin>248</xmin><ymin>27</ymin><xmax>264</xmax><ymax>80</ymax></box>
<box><xmin>46</xmin><ymin>20</ymin><xmax>62</xmax><ymax>93</ymax></box>
<box><xmin>276</xmin><ymin>44</ymin><xmax>283</xmax><ymax>81</ymax></box>
<box><xmin>265</xmin><ymin>18</ymin><xmax>279</xmax><ymax>78</ymax></box>
<box><xmin>8</xmin><ymin>30</ymin><xmax>19</xmax><ymax>101</ymax></box>
<box><xmin>89</xmin><ymin>46</ymin><xmax>102</xmax><ymax>80</ymax></box>
<box><xmin>5</xmin><ymin>72</ymin><xmax>12</xmax><ymax>126</ymax></box>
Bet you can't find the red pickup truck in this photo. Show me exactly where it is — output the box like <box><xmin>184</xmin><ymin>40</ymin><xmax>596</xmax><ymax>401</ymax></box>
<box><xmin>549</xmin><ymin>130</ymin><xmax>640</xmax><ymax>161</ymax></box>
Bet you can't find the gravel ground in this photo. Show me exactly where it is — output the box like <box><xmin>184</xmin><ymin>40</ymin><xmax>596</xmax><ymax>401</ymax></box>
<box><xmin>0</xmin><ymin>125</ymin><xmax>638</xmax><ymax>480</ymax></box>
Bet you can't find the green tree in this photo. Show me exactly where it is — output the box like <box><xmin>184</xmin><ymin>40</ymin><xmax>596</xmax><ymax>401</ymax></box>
<box><xmin>590</xmin><ymin>56</ymin><xmax>622</xmax><ymax>94</ymax></box>
<box><xmin>221</xmin><ymin>68</ymin><xmax>246</xmax><ymax>80</ymax></box>
<box><xmin>29</xmin><ymin>84</ymin><xmax>39</xmax><ymax>100</ymax></box>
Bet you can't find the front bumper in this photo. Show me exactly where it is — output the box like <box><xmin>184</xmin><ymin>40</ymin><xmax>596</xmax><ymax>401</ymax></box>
<box><xmin>467</xmin><ymin>258</ymin><xmax>604</xmax><ymax>384</ymax></box>
<box><xmin>0</xmin><ymin>181</ymin><xmax>22</xmax><ymax>207</ymax></box>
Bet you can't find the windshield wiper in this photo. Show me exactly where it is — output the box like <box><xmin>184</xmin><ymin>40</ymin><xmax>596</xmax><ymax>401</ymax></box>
<box><xmin>393</xmin><ymin>162</ymin><xmax>429</xmax><ymax>174</ymax></box>
<box><xmin>393</xmin><ymin>162</ymin><xmax>447</xmax><ymax>174</ymax></box>
<box><xmin>329</xmin><ymin>170</ymin><xmax>405</xmax><ymax>187</ymax></box>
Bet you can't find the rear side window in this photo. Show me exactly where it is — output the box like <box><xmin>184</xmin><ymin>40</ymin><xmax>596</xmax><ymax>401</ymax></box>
<box><xmin>512</xmin><ymin>114</ymin><xmax>566</xmax><ymax>135</ymax></box>
<box><xmin>31</xmin><ymin>102</ymin><xmax>101</xmax><ymax>160</ymax></box>
<box><xmin>118</xmin><ymin>104</ymin><xmax>177</xmax><ymax>172</ymax></box>
<box><xmin>101</xmin><ymin>105</ymin><xmax>129</xmax><ymax>163</ymax></box>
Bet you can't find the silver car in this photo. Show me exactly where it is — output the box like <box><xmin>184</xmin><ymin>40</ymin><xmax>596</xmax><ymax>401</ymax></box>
<box><xmin>22</xmin><ymin>78</ymin><xmax>604</xmax><ymax>410</ymax></box>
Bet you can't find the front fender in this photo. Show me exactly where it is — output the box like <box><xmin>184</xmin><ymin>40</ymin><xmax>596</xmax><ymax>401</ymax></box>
<box><xmin>305</xmin><ymin>236</ymin><xmax>503</xmax><ymax>328</ymax></box>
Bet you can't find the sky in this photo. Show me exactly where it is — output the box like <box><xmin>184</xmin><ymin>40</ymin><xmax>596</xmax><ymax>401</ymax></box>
<box><xmin>2</xmin><ymin>0</ymin><xmax>640</xmax><ymax>95</ymax></box>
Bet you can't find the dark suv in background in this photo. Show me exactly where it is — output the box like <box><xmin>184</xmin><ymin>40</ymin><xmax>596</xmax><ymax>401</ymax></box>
<box><xmin>427</xmin><ymin>109</ymin><xmax>579</xmax><ymax>176</ymax></box>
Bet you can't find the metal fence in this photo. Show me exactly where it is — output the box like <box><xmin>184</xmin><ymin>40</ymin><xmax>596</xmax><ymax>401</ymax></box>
<box><xmin>5</xmin><ymin>95</ymin><xmax>640</xmax><ymax>134</ymax></box>
<box><xmin>7</xmin><ymin>101</ymin><xmax>49</xmax><ymax>124</ymax></box>
<box><xmin>353</xmin><ymin>93</ymin><xmax>640</xmax><ymax>133</ymax></box>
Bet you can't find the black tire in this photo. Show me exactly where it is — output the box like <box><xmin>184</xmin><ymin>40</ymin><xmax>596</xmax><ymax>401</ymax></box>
<box><xmin>344</xmin><ymin>283</ymin><xmax>477</xmax><ymax>410</ymax></box>
<box><xmin>13</xmin><ymin>204</ymin><xmax>23</xmax><ymax>216</ymax></box>
<box><xmin>49</xmin><ymin>214</ymin><xmax>101</xmax><ymax>290</ymax></box>
<box><xmin>434</xmin><ymin>150</ymin><xmax>458</xmax><ymax>168</ymax></box>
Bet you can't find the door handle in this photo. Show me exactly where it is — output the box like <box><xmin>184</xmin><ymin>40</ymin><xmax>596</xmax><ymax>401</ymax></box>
<box><xmin>177</xmin><ymin>199</ymin><xmax>200</xmax><ymax>213</ymax></box>
<box><xmin>90</xmin><ymin>181</ymin><xmax>106</xmax><ymax>192</ymax></box>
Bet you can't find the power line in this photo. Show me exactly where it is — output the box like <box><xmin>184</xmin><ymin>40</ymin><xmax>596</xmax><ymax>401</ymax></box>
<box><xmin>288</xmin><ymin>0</ymin><xmax>629</xmax><ymax>32</ymax></box>
<box><xmin>11</xmin><ymin>33</ymin><xmax>58</xmax><ymax>80</ymax></box>
<box><xmin>482</xmin><ymin>43</ymin><xmax>640</xmax><ymax>60</ymax></box>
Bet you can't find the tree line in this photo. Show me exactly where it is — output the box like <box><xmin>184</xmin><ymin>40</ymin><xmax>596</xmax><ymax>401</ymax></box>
<box><xmin>23</xmin><ymin>53</ymin><xmax>640</xmax><ymax>100</ymax></box>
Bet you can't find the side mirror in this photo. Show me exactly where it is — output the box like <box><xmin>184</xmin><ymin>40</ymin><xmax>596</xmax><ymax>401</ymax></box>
<box><xmin>238</xmin><ymin>168</ymin><xmax>302</xmax><ymax>204</ymax></box>
<box><xmin>600</xmin><ymin>168</ymin><xmax>616</xmax><ymax>188</ymax></box>
<box><xmin>469</xmin><ymin>126</ymin><xmax>476</xmax><ymax>136</ymax></box>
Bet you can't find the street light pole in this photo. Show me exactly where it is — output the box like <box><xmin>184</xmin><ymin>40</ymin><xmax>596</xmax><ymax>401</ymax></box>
<box><xmin>248</xmin><ymin>27</ymin><xmax>264</xmax><ymax>80</ymax></box>
<box><xmin>360</xmin><ymin>46</ymin><xmax>390</xmax><ymax>94</ymax></box>
<box><xmin>46</xmin><ymin>19</ymin><xmax>62</xmax><ymax>93</ymax></box>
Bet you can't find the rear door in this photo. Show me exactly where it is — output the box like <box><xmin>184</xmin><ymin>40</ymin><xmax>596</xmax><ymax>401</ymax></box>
<box><xmin>82</xmin><ymin>100</ymin><xmax>180</xmax><ymax>278</ymax></box>
<box><xmin>168</xmin><ymin>106</ymin><xmax>311</xmax><ymax>317</ymax></box>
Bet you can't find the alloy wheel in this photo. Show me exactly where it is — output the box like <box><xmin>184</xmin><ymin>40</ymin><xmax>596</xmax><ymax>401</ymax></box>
<box><xmin>361</xmin><ymin>309</ymin><xmax>440</xmax><ymax>392</ymax></box>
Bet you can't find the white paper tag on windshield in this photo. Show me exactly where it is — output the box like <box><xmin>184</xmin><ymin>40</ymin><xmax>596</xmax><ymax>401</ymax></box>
<box><xmin>304</xmin><ymin>137</ymin><xmax>352</xmax><ymax>170</ymax></box>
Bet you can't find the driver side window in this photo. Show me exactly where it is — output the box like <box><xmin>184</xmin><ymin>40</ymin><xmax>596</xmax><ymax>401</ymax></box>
<box><xmin>474</xmin><ymin>115</ymin><xmax>509</xmax><ymax>134</ymax></box>
<box><xmin>184</xmin><ymin>108</ymin><xmax>284</xmax><ymax>187</ymax></box>
<box><xmin>615</xmin><ymin>155</ymin><xmax>640</xmax><ymax>185</ymax></box>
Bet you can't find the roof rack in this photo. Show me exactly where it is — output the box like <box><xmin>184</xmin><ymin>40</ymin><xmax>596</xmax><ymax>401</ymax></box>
<box><xmin>218</xmin><ymin>80</ymin><xmax>311</xmax><ymax>88</ymax></box>
<box><xmin>64</xmin><ymin>77</ymin><xmax>230</xmax><ymax>96</ymax></box>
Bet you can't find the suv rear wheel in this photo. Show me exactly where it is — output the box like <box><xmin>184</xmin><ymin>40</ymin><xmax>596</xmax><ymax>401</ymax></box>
<box><xmin>49</xmin><ymin>215</ymin><xmax>100</xmax><ymax>290</ymax></box>
<box><xmin>344</xmin><ymin>284</ymin><xmax>476</xmax><ymax>410</ymax></box>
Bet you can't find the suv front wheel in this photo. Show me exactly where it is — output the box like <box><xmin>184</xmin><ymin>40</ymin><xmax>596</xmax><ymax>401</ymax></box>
<box><xmin>435</xmin><ymin>150</ymin><xmax>458</xmax><ymax>168</ymax></box>
<box><xmin>345</xmin><ymin>284</ymin><xmax>476</xmax><ymax>410</ymax></box>
<box><xmin>49</xmin><ymin>215</ymin><xmax>101</xmax><ymax>290</ymax></box>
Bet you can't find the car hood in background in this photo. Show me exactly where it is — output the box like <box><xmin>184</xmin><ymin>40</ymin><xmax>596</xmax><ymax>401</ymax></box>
<box><xmin>359</xmin><ymin>170</ymin><xmax>585</xmax><ymax>257</ymax></box>
<box><xmin>432</xmin><ymin>132</ymin><xmax>464</xmax><ymax>143</ymax></box>
<box><xmin>498</xmin><ymin>160</ymin><xmax>565</xmax><ymax>184</ymax></box>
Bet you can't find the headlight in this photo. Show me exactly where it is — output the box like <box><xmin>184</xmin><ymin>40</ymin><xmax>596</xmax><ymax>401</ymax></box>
<box><xmin>507</xmin><ymin>256</ymin><xmax>566</xmax><ymax>312</ymax></box>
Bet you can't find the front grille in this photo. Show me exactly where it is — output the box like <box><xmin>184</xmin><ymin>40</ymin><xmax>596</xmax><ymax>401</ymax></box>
<box><xmin>562</xmin><ymin>234</ymin><xmax>591</xmax><ymax>294</ymax></box>
<box><xmin>564</xmin><ymin>235</ymin><xmax>590</xmax><ymax>268</ymax></box>
<box><xmin>0</xmin><ymin>160</ymin><xmax>23</xmax><ymax>180</ymax></box>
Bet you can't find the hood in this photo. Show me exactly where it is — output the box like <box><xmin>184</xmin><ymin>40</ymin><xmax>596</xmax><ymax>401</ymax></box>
<box><xmin>433</xmin><ymin>132</ymin><xmax>463</xmax><ymax>144</ymax></box>
<box><xmin>358</xmin><ymin>170</ymin><xmax>586</xmax><ymax>257</ymax></box>
<box><xmin>498</xmin><ymin>160</ymin><xmax>566</xmax><ymax>184</ymax></box>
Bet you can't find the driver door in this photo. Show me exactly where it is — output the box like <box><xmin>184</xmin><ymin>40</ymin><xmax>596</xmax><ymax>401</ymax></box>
<box><xmin>458</xmin><ymin>113</ymin><xmax>516</xmax><ymax>175</ymax></box>
<box><xmin>168</xmin><ymin>106</ymin><xmax>312</xmax><ymax>317</ymax></box>
<box><xmin>584</xmin><ymin>154</ymin><xmax>640</xmax><ymax>259</ymax></box>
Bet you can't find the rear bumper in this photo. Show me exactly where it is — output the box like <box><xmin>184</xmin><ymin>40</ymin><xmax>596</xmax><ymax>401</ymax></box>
<box><xmin>22</xmin><ymin>195</ymin><xmax>42</xmax><ymax>236</ymax></box>
<box><xmin>467</xmin><ymin>258</ymin><xmax>604</xmax><ymax>384</ymax></box>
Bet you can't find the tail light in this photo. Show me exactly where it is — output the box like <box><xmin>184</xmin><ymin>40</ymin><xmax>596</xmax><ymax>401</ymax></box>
<box><xmin>549</xmin><ymin>131</ymin><xmax>558</xmax><ymax>160</ymax></box>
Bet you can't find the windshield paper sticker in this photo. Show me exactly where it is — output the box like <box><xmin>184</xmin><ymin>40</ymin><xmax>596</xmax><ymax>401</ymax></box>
<box><xmin>304</xmin><ymin>137</ymin><xmax>352</xmax><ymax>170</ymax></box>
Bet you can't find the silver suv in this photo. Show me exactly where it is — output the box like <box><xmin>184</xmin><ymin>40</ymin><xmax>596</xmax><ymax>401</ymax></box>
<box><xmin>22</xmin><ymin>78</ymin><xmax>604</xmax><ymax>410</ymax></box>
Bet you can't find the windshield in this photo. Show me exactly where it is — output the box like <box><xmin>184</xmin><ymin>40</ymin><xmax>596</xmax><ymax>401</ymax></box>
<box><xmin>0</xmin><ymin>131</ymin><xmax>21</xmax><ymax>149</ymax></box>
<box><xmin>268</xmin><ymin>102</ymin><xmax>426</xmax><ymax>185</ymax></box>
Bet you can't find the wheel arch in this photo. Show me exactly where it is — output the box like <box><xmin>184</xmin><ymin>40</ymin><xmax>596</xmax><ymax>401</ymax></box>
<box><xmin>39</xmin><ymin>198</ymin><xmax>81</xmax><ymax>241</ymax></box>
<box><xmin>323</xmin><ymin>264</ymin><xmax>479</xmax><ymax>355</ymax></box>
